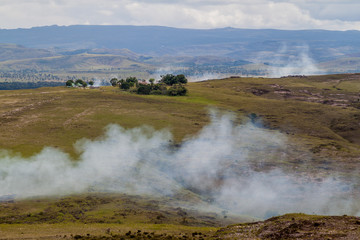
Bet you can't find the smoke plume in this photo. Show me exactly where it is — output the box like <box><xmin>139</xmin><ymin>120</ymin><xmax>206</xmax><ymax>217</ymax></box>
<box><xmin>92</xmin><ymin>77</ymin><xmax>111</xmax><ymax>87</ymax></box>
<box><xmin>268</xmin><ymin>44</ymin><xmax>325</xmax><ymax>77</ymax></box>
<box><xmin>0</xmin><ymin>110</ymin><xmax>357</xmax><ymax>218</ymax></box>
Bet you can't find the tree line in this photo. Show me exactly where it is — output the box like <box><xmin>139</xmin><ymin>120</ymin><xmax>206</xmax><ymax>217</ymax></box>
<box><xmin>110</xmin><ymin>74</ymin><xmax>188</xmax><ymax>96</ymax></box>
<box><xmin>64</xmin><ymin>74</ymin><xmax>188</xmax><ymax>96</ymax></box>
<box><xmin>65</xmin><ymin>79</ymin><xmax>94</xmax><ymax>88</ymax></box>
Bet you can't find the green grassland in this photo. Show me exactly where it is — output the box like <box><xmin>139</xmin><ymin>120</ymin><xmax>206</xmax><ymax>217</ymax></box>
<box><xmin>0</xmin><ymin>73</ymin><xmax>360</xmax><ymax>239</ymax></box>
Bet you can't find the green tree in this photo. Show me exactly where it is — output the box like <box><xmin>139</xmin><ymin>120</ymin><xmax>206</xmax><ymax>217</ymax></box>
<box><xmin>175</xmin><ymin>74</ymin><xmax>187</xmax><ymax>84</ymax></box>
<box><xmin>126</xmin><ymin>77</ymin><xmax>138</xmax><ymax>87</ymax></box>
<box><xmin>110</xmin><ymin>78</ymin><xmax>118</xmax><ymax>87</ymax></box>
<box><xmin>75</xmin><ymin>79</ymin><xmax>86</xmax><ymax>87</ymax></box>
<box><xmin>120</xmin><ymin>82</ymin><xmax>130</xmax><ymax>90</ymax></box>
<box><xmin>137</xmin><ymin>84</ymin><xmax>151</xmax><ymax>95</ymax></box>
<box><xmin>66</xmin><ymin>80</ymin><xmax>74</xmax><ymax>87</ymax></box>
<box><xmin>88</xmin><ymin>80</ymin><xmax>94</xmax><ymax>86</ymax></box>
<box><xmin>149</xmin><ymin>78</ymin><xmax>155</xmax><ymax>88</ymax></box>
<box><xmin>168</xmin><ymin>84</ymin><xmax>187</xmax><ymax>96</ymax></box>
<box><xmin>160</xmin><ymin>74</ymin><xmax>176</xmax><ymax>86</ymax></box>
<box><xmin>160</xmin><ymin>74</ymin><xmax>188</xmax><ymax>86</ymax></box>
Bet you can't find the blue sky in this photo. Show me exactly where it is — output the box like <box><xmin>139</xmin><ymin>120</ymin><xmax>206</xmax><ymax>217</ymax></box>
<box><xmin>1</xmin><ymin>0</ymin><xmax>360</xmax><ymax>30</ymax></box>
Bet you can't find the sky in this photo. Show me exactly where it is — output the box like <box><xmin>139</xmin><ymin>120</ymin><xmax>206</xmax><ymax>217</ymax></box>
<box><xmin>1</xmin><ymin>0</ymin><xmax>360</xmax><ymax>30</ymax></box>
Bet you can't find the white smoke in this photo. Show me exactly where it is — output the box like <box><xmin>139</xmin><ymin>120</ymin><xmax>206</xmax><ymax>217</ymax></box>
<box><xmin>0</xmin><ymin>110</ymin><xmax>356</xmax><ymax>218</ymax></box>
<box><xmin>187</xmin><ymin>73</ymin><xmax>228</xmax><ymax>82</ymax></box>
<box><xmin>151</xmin><ymin>67</ymin><xmax>227</xmax><ymax>82</ymax></box>
<box><xmin>150</xmin><ymin>66</ymin><xmax>180</xmax><ymax>81</ymax></box>
<box><xmin>268</xmin><ymin>45</ymin><xmax>325</xmax><ymax>77</ymax></box>
<box><xmin>92</xmin><ymin>77</ymin><xmax>111</xmax><ymax>87</ymax></box>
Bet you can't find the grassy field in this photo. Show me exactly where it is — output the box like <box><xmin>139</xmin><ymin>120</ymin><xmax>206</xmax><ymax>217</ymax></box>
<box><xmin>0</xmin><ymin>73</ymin><xmax>360</xmax><ymax>239</ymax></box>
<box><xmin>0</xmin><ymin>193</ymin><xmax>253</xmax><ymax>239</ymax></box>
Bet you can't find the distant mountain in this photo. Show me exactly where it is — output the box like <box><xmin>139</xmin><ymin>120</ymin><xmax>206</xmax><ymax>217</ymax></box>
<box><xmin>1</xmin><ymin>25</ymin><xmax>360</xmax><ymax>77</ymax></box>
<box><xmin>0</xmin><ymin>43</ymin><xmax>56</xmax><ymax>61</ymax></box>
<box><xmin>1</xmin><ymin>25</ymin><xmax>360</xmax><ymax>63</ymax></box>
<box><xmin>0</xmin><ymin>44</ymin><xmax>252</xmax><ymax>79</ymax></box>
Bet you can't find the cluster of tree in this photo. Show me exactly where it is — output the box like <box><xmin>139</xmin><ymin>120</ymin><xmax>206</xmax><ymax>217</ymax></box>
<box><xmin>110</xmin><ymin>74</ymin><xmax>188</xmax><ymax>96</ymax></box>
<box><xmin>0</xmin><ymin>81</ymin><xmax>64</xmax><ymax>90</ymax></box>
<box><xmin>66</xmin><ymin>79</ymin><xmax>94</xmax><ymax>88</ymax></box>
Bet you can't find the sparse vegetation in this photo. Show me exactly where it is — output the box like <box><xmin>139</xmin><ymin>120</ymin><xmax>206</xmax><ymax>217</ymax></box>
<box><xmin>1</xmin><ymin>73</ymin><xmax>360</xmax><ymax>239</ymax></box>
<box><xmin>111</xmin><ymin>74</ymin><xmax>189</xmax><ymax>96</ymax></box>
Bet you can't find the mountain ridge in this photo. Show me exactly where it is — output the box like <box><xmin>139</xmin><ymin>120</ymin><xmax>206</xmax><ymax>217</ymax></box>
<box><xmin>1</xmin><ymin>25</ymin><xmax>360</xmax><ymax>61</ymax></box>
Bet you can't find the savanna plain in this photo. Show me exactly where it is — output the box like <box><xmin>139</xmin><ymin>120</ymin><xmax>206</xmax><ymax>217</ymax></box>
<box><xmin>1</xmin><ymin>74</ymin><xmax>360</xmax><ymax>239</ymax></box>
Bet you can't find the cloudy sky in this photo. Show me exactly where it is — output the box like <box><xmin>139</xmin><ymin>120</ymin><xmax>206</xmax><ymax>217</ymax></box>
<box><xmin>1</xmin><ymin>0</ymin><xmax>360</xmax><ymax>30</ymax></box>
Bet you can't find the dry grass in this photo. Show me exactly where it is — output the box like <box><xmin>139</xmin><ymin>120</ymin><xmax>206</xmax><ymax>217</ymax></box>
<box><xmin>1</xmin><ymin>74</ymin><xmax>360</xmax><ymax>239</ymax></box>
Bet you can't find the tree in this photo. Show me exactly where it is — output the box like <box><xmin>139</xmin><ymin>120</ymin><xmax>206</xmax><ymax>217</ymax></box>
<box><xmin>126</xmin><ymin>77</ymin><xmax>138</xmax><ymax>87</ymax></box>
<box><xmin>175</xmin><ymin>74</ymin><xmax>187</xmax><ymax>84</ymax></box>
<box><xmin>110</xmin><ymin>78</ymin><xmax>118</xmax><ymax>87</ymax></box>
<box><xmin>75</xmin><ymin>79</ymin><xmax>87</xmax><ymax>87</ymax></box>
<box><xmin>160</xmin><ymin>74</ymin><xmax>188</xmax><ymax>86</ymax></box>
<box><xmin>137</xmin><ymin>84</ymin><xmax>151</xmax><ymax>95</ymax></box>
<box><xmin>149</xmin><ymin>78</ymin><xmax>155</xmax><ymax>87</ymax></box>
<box><xmin>66</xmin><ymin>80</ymin><xmax>74</xmax><ymax>87</ymax></box>
<box><xmin>120</xmin><ymin>82</ymin><xmax>130</xmax><ymax>90</ymax></box>
<box><xmin>88</xmin><ymin>80</ymin><xmax>94</xmax><ymax>86</ymax></box>
<box><xmin>160</xmin><ymin>74</ymin><xmax>176</xmax><ymax>86</ymax></box>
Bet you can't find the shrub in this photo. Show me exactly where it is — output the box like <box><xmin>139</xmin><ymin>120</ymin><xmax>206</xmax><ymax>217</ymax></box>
<box><xmin>137</xmin><ymin>84</ymin><xmax>151</xmax><ymax>95</ymax></box>
<box><xmin>150</xmin><ymin>90</ymin><xmax>163</xmax><ymax>95</ymax></box>
<box><xmin>120</xmin><ymin>82</ymin><xmax>130</xmax><ymax>90</ymax></box>
<box><xmin>168</xmin><ymin>84</ymin><xmax>187</xmax><ymax>96</ymax></box>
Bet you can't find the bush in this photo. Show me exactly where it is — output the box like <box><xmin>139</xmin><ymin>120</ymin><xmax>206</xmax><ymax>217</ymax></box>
<box><xmin>152</xmin><ymin>83</ymin><xmax>167</xmax><ymax>91</ymax></box>
<box><xmin>120</xmin><ymin>82</ymin><xmax>130</xmax><ymax>90</ymax></box>
<box><xmin>150</xmin><ymin>90</ymin><xmax>163</xmax><ymax>95</ymax></box>
<box><xmin>137</xmin><ymin>84</ymin><xmax>151</xmax><ymax>95</ymax></box>
<box><xmin>168</xmin><ymin>84</ymin><xmax>187</xmax><ymax>96</ymax></box>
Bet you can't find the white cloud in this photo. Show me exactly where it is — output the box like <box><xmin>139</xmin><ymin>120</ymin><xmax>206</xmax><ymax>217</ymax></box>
<box><xmin>0</xmin><ymin>0</ymin><xmax>360</xmax><ymax>30</ymax></box>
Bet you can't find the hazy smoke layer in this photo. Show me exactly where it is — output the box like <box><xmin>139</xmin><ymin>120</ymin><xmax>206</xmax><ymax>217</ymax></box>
<box><xmin>269</xmin><ymin>45</ymin><xmax>324</xmax><ymax>77</ymax></box>
<box><xmin>92</xmin><ymin>77</ymin><xmax>111</xmax><ymax>87</ymax></box>
<box><xmin>0</xmin><ymin>111</ymin><xmax>356</xmax><ymax>218</ymax></box>
<box><xmin>187</xmin><ymin>73</ymin><xmax>228</xmax><ymax>82</ymax></box>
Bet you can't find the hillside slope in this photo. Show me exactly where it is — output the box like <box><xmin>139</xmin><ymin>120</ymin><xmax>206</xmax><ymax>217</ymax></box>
<box><xmin>214</xmin><ymin>213</ymin><xmax>360</xmax><ymax>239</ymax></box>
<box><xmin>0</xmin><ymin>74</ymin><xmax>360</xmax><ymax>239</ymax></box>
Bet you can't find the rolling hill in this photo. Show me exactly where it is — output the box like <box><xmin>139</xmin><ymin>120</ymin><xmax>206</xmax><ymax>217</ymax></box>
<box><xmin>0</xmin><ymin>74</ymin><xmax>360</xmax><ymax>238</ymax></box>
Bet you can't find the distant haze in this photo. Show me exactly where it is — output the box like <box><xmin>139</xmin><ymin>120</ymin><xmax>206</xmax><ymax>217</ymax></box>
<box><xmin>1</xmin><ymin>25</ymin><xmax>360</xmax><ymax>61</ymax></box>
<box><xmin>1</xmin><ymin>25</ymin><xmax>360</xmax><ymax>76</ymax></box>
